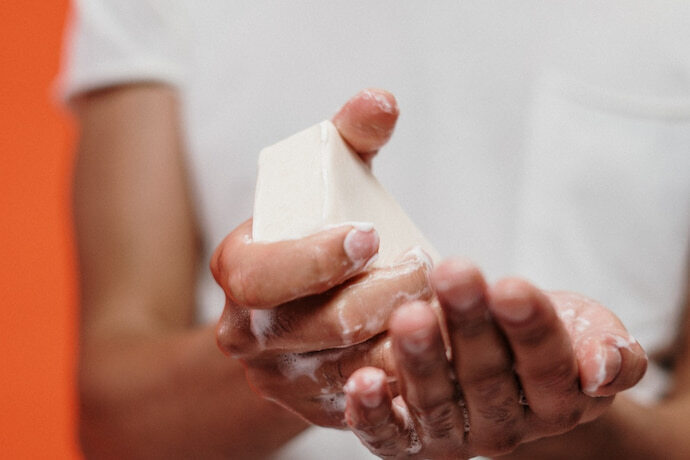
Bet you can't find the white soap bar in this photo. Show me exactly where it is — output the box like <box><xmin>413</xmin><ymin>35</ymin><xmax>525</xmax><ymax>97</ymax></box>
<box><xmin>252</xmin><ymin>120</ymin><xmax>440</xmax><ymax>266</ymax></box>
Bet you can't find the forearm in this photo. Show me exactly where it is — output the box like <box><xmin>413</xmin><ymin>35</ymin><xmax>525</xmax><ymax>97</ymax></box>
<box><xmin>79</xmin><ymin>324</ymin><xmax>307</xmax><ymax>459</ymax></box>
<box><xmin>501</xmin><ymin>394</ymin><xmax>690</xmax><ymax>460</ymax></box>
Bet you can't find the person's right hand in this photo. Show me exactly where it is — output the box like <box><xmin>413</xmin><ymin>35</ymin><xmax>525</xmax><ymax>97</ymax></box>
<box><xmin>342</xmin><ymin>259</ymin><xmax>648</xmax><ymax>458</ymax></box>
<box><xmin>210</xmin><ymin>89</ymin><xmax>433</xmax><ymax>427</ymax></box>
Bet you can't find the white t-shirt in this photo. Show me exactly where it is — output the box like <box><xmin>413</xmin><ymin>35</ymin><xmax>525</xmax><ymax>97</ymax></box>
<box><xmin>61</xmin><ymin>1</ymin><xmax>690</xmax><ymax>458</ymax></box>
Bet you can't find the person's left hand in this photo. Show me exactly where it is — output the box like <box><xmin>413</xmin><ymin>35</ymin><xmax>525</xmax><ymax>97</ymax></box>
<box><xmin>343</xmin><ymin>258</ymin><xmax>648</xmax><ymax>459</ymax></box>
<box><xmin>212</xmin><ymin>88</ymin><xmax>437</xmax><ymax>428</ymax></box>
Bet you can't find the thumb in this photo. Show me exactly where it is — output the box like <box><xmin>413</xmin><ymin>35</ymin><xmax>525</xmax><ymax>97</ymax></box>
<box><xmin>332</xmin><ymin>88</ymin><xmax>399</xmax><ymax>164</ymax></box>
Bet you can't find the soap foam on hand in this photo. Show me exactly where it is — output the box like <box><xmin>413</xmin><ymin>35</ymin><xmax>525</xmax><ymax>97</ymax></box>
<box><xmin>252</xmin><ymin>120</ymin><xmax>439</xmax><ymax>267</ymax></box>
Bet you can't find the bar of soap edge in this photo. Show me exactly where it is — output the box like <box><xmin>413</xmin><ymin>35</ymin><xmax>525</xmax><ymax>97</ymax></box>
<box><xmin>252</xmin><ymin>120</ymin><xmax>440</xmax><ymax>267</ymax></box>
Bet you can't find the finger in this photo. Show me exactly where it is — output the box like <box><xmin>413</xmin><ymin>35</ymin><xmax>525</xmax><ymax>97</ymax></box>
<box><xmin>390</xmin><ymin>301</ymin><xmax>466</xmax><ymax>443</ymax></box>
<box><xmin>345</xmin><ymin>368</ymin><xmax>416</xmax><ymax>457</ymax></box>
<box><xmin>332</xmin><ymin>88</ymin><xmax>399</xmax><ymax>162</ymax></box>
<box><xmin>216</xmin><ymin>299</ymin><xmax>251</xmax><ymax>356</ymax></box>
<box><xmin>547</xmin><ymin>291</ymin><xmax>648</xmax><ymax>397</ymax></box>
<box><xmin>601</xmin><ymin>343</ymin><xmax>648</xmax><ymax>395</ymax></box>
<box><xmin>577</xmin><ymin>335</ymin><xmax>648</xmax><ymax>397</ymax></box>
<box><xmin>337</xmin><ymin>335</ymin><xmax>397</xmax><ymax>391</ymax></box>
<box><xmin>229</xmin><ymin>256</ymin><xmax>432</xmax><ymax>356</ymax></box>
<box><xmin>488</xmin><ymin>278</ymin><xmax>583</xmax><ymax>430</ymax></box>
<box><xmin>516</xmin><ymin>334</ymin><xmax>614</xmax><ymax>428</ymax></box>
<box><xmin>431</xmin><ymin>259</ymin><xmax>524</xmax><ymax>454</ymax></box>
<box><xmin>211</xmin><ymin>219</ymin><xmax>379</xmax><ymax>309</ymax></box>
<box><xmin>575</xmin><ymin>338</ymin><xmax>623</xmax><ymax>397</ymax></box>
<box><xmin>249</xmin><ymin>334</ymin><xmax>394</xmax><ymax>389</ymax></box>
<box><xmin>239</xmin><ymin>337</ymin><xmax>394</xmax><ymax>428</ymax></box>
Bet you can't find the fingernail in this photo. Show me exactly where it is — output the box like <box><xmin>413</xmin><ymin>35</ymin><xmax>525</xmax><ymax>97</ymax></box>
<box><xmin>499</xmin><ymin>301</ymin><xmax>533</xmax><ymax>322</ymax></box>
<box><xmin>361</xmin><ymin>88</ymin><xmax>398</xmax><ymax>114</ymax></box>
<box><xmin>360</xmin><ymin>390</ymin><xmax>383</xmax><ymax>409</ymax></box>
<box><xmin>491</xmin><ymin>287</ymin><xmax>534</xmax><ymax>322</ymax></box>
<box><xmin>358</xmin><ymin>372</ymin><xmax>384</xmax><ymax>408</ymax></box>
<box><xmin>434</xmin><ymin>259</ymin><xmax>483</xmax><ymax>312</ymax></box>
<box><xmin>599</xmin><ymin>345</ymin><xmax>622</xmax><ymax>389</ymax></box>
<box><xmin>344</xmin><ymin>228</ymin><xmax>379</xmax><ymax>264</ymax></box>
<box><xmin>490</xmin><ymin>279</ymin><xmax>540</xmax><ymax>323</ymax></box>
<box><xmin>401</xmin><ymin>327</ymin><xmax>432</xmax><ymax>354</ymax></box>
<box><xmin>445</xmin><ymin>285</ymin><xmax>483</xmax><ymax>313</ymax></box>
<box><xmin>606</xmin><ymin>345</ymin><xmax>623</xmax><ymax>375</ymax></box>
<box><xmin>584</xmin><ymin>344</ymin><xmax>622</xmax><ymax>396</ymax></box>
<box><xmin>343</xmin><ymin>380</ymin><xmax>356</xmax><ymax>395</ymax></box>
<box><xmin>393</xmin><ymin>302</ymin><xmax>436</xmax><ymax>355</ymax></box>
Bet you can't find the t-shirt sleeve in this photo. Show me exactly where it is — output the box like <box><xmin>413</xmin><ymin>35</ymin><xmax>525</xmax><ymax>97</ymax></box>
<box><xmin>58</xmin><ymin>0</ymin><xmax>191</xmax><ymax>101</ymax></box>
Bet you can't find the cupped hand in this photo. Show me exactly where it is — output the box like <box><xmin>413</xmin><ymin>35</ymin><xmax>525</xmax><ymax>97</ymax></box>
<box><xmin>344</xmin><ymin>258</ymin><xmax>648</xmax><ymax>458</ymax></box>
<box><xmin>211</xmin><ymin>90</ymin><xmax>434</xmax><ymax>426</ymax></box>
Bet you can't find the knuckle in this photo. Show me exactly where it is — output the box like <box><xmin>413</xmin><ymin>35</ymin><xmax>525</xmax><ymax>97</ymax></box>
<box><xmin>418</xmin><ymin>403</ymin><xmax>457</xmax><ymax>439</ymax></box>
<box><xmin>475</xmin><ymin>396</ymin><xmax>519</xmax><ymax>425</ymax></box>
<box><xmin>350</xmin><ymin>417</ymin><xmax>401</xmax><ymax>454</ymax></box>
<box><xmin>308</xmin><ymin>245</ymin><xmax>335</xmax><ymax>281</ymax></box>
<box><xmin>364</xmin><ymin>437</ymin><xmax>399</xmax><ymax>459</ymax></box>
<box><xmin>227</xmin><ymin>263</ymin><xmax>263</xmax><ymax>307</ymax></box>
<box><xmin>513</xmin><ymin>321</ymin><xmax>552</xmax><ymax>348</ymax></box>
<box><xmin>210</xmin><ymin>239</ymin><xmax>262</xmax><ymax>307</ymax></box>
<box><xmin>210</xmin><ymin>241</ymin><xmax>229</xmax><ymax>283</ymax></box>
<box><xmin>265</xmin><ymin>310</ymin><xmax>294</xmax><ymax>338</ymax></box>
<box><xmin>472</xmin><ymin>379</ymin><xmax>503</xmax><ymax>403</ymax></box>
<box><xmin>216</xmin><ymin>328</ymin><xmax>245</xmax><ymax>356</ymax></box>
<box><xmin>466</xmin><ymin>367</ymin><xmax>514</xmax><ymax>402</ymax></box>
<box><xmin>216</xmin><ymin>314</ymin><xmax>254</xmax><ymax>357</ymax></box>
<box><xmin>352</xmin><ymin>414</ymin><xmax>394</xmax><ymax>435</ymax></box>
<box><xmin>362</xmin><ymin>430</ymin><xmax>408</xmax><ymax>457</ymax></box>
<box><xmin>524</xmin><ymin>360</ymin><xmax>577</xmax><ymax>394</ymax></box>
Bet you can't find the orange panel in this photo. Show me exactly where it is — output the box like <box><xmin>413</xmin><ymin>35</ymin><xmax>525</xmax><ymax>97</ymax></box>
<box><xmin>0</xmin><ymin>1</ymin><xmax>80</xmax><ymax>458</ymax></box>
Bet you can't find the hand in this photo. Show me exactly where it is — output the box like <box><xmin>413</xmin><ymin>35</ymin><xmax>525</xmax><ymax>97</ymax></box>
<box><xmin>211</xmin><ymin>90</ymin><xmax>433</xmax><ymax>427</ymax></box>
<box><xmin>343</xmin><ymin>258</ymin><xmax>648</xmax><ymax>458</ymax></box>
